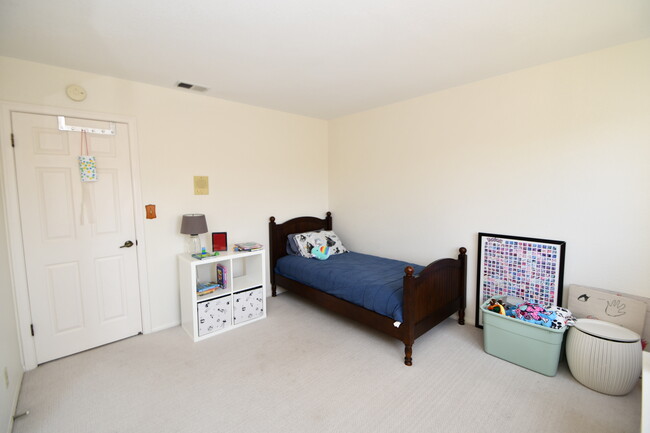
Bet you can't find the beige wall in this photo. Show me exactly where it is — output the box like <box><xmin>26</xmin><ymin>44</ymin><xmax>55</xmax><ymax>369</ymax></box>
<box><xmin>1</xmin><ymin>39</ymin><xmax>649</xmax><ymax>427</ymax></box>
<box><xmin>0</xmin><ymin>56</ymin><xmax>329</xmax><ymax>334</ymax></box>
<box><xmin>329</xmin><ymin>38</ymin><xmax>650</xmax><ymax>323</ymax></box>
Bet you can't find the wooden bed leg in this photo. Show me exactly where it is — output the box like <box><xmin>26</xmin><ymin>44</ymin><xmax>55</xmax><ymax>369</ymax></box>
<box><xmin>404</xmin><ymin>344</ymin><xmax>413</xmax><ymax>366</ymax></box>
<box><xmin>458</xmin><ymin>308</ymin><xmax>465</xmax><ymax>325</ymax></box>
<box><xmin>272</xmin><ymin>284</ymin><xmax>277</xmax><ymax>297</ymax></box>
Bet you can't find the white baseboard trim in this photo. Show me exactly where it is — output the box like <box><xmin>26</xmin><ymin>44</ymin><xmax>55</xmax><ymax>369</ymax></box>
<box><xmin>5</xmin><ymin>370</ymin><xmax>23</xmax><ymax>433</ymax></box>
<box><xmin>150</xmin><ymin>320</ymin><xmax>181</xmax><ymax>334</ymax></box>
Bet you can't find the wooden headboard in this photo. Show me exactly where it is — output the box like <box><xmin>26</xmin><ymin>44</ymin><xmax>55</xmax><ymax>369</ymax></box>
<box><xmin>268</xmin><ymin>212</ymin><xmax>332</xmax><ymax>287</ymax></box>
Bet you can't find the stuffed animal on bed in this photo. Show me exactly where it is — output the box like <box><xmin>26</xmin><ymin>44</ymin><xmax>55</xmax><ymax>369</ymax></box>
<box><xmin>311</xmin><ymin>245</ymin><xmax>330</xmax><ymax>260</ymax></box>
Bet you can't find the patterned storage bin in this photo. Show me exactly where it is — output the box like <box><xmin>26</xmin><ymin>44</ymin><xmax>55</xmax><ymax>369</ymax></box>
<box><xmin>233</xmin><ymin>287</ymin><xmax>264</xmax><ymax>325</ymax></box>
<box><xmin>197</xmin><ymin>295</ymin><xmax>231</xmax><ymax>336</ymax></box>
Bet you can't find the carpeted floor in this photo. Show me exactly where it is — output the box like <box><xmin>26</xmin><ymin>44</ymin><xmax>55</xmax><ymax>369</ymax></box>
<box><xmin>13</xmin><ymin>292</ymin><xmax>641</xmax><ymax>433</ymax></box>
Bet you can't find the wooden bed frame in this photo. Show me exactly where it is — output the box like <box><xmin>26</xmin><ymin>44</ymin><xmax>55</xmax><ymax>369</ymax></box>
<box><xmin>269</xmin><ymin>212</ymin><xmax>467</xmax><ymax>366</ymax></box>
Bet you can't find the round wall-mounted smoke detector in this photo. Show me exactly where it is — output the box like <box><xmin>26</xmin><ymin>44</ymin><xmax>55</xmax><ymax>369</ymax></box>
<box><xmin>66</xmin><ymin>84</ymin><xmax>87</xmax><ymax>102</ymax></box>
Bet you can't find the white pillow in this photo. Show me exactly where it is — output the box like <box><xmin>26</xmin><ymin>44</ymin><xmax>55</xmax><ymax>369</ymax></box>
<box><xmin>292</xmin><ymin>230</ymin><xmax>348</xmax><ymax>258</ymax></box>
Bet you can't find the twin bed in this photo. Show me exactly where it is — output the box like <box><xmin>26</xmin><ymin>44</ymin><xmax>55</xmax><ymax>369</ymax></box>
<box><xmin>269</xmin><ymin>212</ymin><xmax>467</xmax><ymax>365</ymax></box>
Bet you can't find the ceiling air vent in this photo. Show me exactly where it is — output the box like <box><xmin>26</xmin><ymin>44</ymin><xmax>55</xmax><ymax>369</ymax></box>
<box><xmin>176</xmin><ymin>82</ymin><xmax>209</xmax><ymax>92</ymax></box>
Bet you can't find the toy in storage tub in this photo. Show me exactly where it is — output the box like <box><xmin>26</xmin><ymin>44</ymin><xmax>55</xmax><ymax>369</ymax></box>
<box><xmin>481</xmin><ymin>297</ymin><xmax>567</xmax><ymax>376</ymax></box>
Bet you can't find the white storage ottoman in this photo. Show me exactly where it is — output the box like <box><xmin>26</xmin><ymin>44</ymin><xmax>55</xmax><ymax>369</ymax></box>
<box><xmin>566</xmin><ymin>318</ymin><xmax>642</xmax><ymax>396</ymax></box>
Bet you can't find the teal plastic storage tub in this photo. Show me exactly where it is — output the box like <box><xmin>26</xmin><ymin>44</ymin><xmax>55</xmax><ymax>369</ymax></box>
<box><xmin>481</xmin><ymin>297</ymin><xmax>567</xmax><ymax>376</ymax></box>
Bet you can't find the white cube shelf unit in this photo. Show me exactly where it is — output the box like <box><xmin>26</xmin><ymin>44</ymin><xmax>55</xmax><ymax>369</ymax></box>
<box><xmin>178</xmin><ymin>248</ymin><xmax>266</xmax><ymax>341</ymax></box>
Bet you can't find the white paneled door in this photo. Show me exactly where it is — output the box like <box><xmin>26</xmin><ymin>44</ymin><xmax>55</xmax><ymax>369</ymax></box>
<box><xmin>12</xmin><ymin>112</ymin><xmax>142</xmax><ymax>364</ymax></box>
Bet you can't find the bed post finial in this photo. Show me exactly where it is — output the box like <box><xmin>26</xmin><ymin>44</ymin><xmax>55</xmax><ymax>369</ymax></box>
<box><xmin>459</xmin><ymin>247</ymin><xmax>467</xmax><ymax>255</ymax></box>
<box><xmin>326</xmin><ymin>211</ymin><xmax>332</xmax><ymax>217</ymax></box>
<box><xmin>404</xmin><ymin>266</ymin><xmax>415</xmax><ymax>277</ymax></box>
<box><xmin>270</xmin><ymin>216</ymin><xmax>275</xmax><ymax>223</ymax></box>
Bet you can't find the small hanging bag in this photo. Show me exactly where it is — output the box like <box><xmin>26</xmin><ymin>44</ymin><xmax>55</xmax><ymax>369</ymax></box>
<box><xmin>78</xmin><ymin>131</ymin><xmax>97</xmax><ymax>182</ymax></box>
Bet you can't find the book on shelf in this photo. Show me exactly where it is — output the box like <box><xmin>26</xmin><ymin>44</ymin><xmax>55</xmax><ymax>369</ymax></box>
<box><xmin>196</xmin><ymin>281</ymin><xmax>222</xmax><ymax>295</ymax></box>
<box><xmin>216</xmin><ymin>264</ymin><xmax>227</xmax><ymax>288</ymax></box>
<box><xmin>233</xmin><ymin>242</ymin><xmax>263</xmax><ymax>252</ymax></box>
<box><xmin>197</xmin><ymin>288</ymin><xmax>217</xmax><ymax>296</ymax></box>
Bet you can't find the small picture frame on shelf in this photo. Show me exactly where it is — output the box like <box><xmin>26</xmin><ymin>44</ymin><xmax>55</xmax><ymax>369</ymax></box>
<box><xmin>212</xmin><ymin>232</ymin><xmax>228</xmax><ymax>252</ymax></box>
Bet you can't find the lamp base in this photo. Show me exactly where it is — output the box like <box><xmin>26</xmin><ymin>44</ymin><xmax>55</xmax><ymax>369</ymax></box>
<box><xmin>186</xmin><ymin>235</ymin><xmax>202</xmax><ymax>254</ymax></box>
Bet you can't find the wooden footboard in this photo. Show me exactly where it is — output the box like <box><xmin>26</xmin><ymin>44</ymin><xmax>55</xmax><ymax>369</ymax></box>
<box><xmin>269</xmin><ymin>213</ymin><xmax>467</xmax><ymax>366</ymax></box>
<box><xmin>402</xmin><ymin>248</ymin><xmax>467</xmax><ymax>365</ymax></box>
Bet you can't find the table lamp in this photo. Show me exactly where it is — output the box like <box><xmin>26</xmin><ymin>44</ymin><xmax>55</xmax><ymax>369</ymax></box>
<box><xmin>180</xmin><ymin>214</ymin><xmax>208</xmax><ymax>254</ymax></box>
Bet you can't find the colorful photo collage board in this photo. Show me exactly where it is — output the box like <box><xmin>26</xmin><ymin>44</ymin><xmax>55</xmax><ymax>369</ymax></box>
<box><xmin>475</xmin><ymin>233</ymin><xmax>566</xmax><ymax>327</ymax></box>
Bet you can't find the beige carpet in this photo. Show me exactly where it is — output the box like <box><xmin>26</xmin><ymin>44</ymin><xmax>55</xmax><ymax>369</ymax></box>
<box><xmin>13</xmin><ymin>292</ymin><xmax>641</xmax><ymax>433</ymax></box>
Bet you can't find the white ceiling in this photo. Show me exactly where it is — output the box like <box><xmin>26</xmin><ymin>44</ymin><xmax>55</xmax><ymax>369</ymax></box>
<box><xmin>1</xmin><ymin>0</ymin><xmax>649</xmax><ymax>119</ymax></box>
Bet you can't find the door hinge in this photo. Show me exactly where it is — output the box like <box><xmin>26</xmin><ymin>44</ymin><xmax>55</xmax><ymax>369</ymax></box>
<box><xmin>135</xmin><ymin>239</ymin><xmax>138</xmax><ymax>246</ymax></box>
<box><xmin>11</xmin><ymin>133</ymin><xmax>15</xmax><ymax>148</ymax></box>
<box><xmin>30</xmin><ymin>324</ymin><xmax>34</xmax><ymax>336</ymax></box>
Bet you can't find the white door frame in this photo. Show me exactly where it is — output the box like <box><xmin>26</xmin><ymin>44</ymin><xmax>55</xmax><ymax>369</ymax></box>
<box><xmin>0</xmin><ymin>101</ymin><xmax>152</xmax><ymax>370</ymax></box>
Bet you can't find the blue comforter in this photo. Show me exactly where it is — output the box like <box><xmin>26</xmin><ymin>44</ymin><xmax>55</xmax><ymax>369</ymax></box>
<box><xmin>274</xmin><ymin>252</ymin><xmax>424</xmax><ymax>322</ymax></box>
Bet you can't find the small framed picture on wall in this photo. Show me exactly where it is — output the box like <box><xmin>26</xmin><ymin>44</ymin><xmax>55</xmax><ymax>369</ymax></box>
<box><xmin>212</xmin><ymin>232</ymin><xmax>228</xmax><ymax>252</ymax></box>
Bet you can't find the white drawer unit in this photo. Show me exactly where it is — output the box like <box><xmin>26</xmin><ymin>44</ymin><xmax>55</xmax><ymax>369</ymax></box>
<box><xmin>178</xmin><ymin>248</ymin><xmax>266</xmax><ymax>341</ymax></box>
<box><xmin>197</xmin><ymin>295</ymin><xmax>232</xmax><ymax>336</ymax></box>
<box><xmin>233</xmin><ymin>286</ymin><xmax>264</xmax><ymax>325</ymax></box>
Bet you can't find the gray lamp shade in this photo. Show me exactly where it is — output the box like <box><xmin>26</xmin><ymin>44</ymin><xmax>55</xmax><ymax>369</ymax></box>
<box><xmin>180</xmin><ymin>214</ymin><xmax>208</xmax><ymax>235</ymax></box>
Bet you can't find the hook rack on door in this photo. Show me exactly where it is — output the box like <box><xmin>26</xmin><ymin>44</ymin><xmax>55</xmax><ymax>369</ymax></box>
<box><xmin>57</xmin><ymin>116</ymin><xmax>116</xmax><ymax>135</ymax></box>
